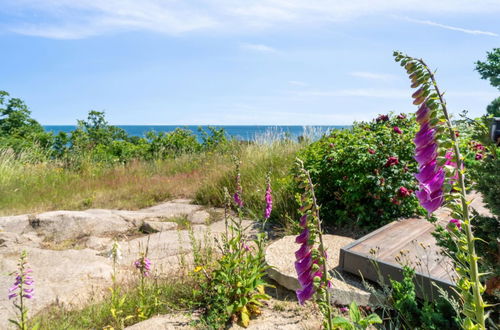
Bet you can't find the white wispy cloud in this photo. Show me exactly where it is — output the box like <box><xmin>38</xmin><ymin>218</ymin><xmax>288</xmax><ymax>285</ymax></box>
<box><xmin>402</xmin><ymin>17</ymin><xmax>498</xmax><ymax>37</ymax></box>
<box><xmin>240</xmin><ymin>43</ymin><xmax>277</xmax><ymax>53</ymax></box>
<box><xmin>350</xmin><ymin>72</ymin><xmax>397</xmax><ymax>81</ymax></box>
<box><xmin>2</xmin><ymin>0</ymin><xmax>500</xmax><ymax>39</ymax></box>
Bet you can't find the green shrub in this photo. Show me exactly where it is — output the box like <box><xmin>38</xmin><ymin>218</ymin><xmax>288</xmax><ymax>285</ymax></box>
<box><xmin>299</xmin><ymin>113</ymin><xmax>421</xmax><ymax>229</ymax></box>
<box><xmin>146</xmin><ymin>128</ymin><xmax>201</xmax><ymax>158</ymax></box>
<box><xmin>390</xmin><ymin>266</ymin><xmax>460</xmax><ymax>329</ymax></box>
<box><xmin>197</xmin><ymin>206</ymin><xmax>270</xmax><ymax>328</ymax></box>
<box><xmin>476</xmin><ymin>155</ymin><xmax>500</xmax><ymax>217</ymax></box>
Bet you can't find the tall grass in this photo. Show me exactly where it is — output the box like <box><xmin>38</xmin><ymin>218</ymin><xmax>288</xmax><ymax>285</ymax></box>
<box><xmin>0</xmin><ymin>149</ymin><xmax>210</xmax><ymax>215</ymax></box>
<box><xmin>195</xmin><ymin>136</ymin><xmax>305</xmax><ymax>225</ymax></box>
<box><xmin>0</xmin><ymin>134</ymin><xmax>307</xmax><ymax>219</ymax></box>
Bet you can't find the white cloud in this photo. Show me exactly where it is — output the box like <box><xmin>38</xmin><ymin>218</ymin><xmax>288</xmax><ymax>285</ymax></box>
<box><xmin>350</xmin><ymin>72</ymin><xmax>397</xmax><ymax>81</ymax></box>
<box><xmin>240</xmin><ymin>43</ymin><xmax>277</xmax><ymax>53</ymax></box>
<box><xmin>402</xmin><ymin>17</ymin><xmax>498</xmax><ymax>36</ymax></box>
<box><xmin>3</xmin><ymin>0</ymin><xmax>500</xmax><ymax>39</ymax></box>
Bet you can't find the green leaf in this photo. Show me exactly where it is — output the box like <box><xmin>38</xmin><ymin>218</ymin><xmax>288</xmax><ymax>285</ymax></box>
<box><xmin>348</xmin><ymin>302</ymin><xmax>361</xmax><ymax>322</ymax></box>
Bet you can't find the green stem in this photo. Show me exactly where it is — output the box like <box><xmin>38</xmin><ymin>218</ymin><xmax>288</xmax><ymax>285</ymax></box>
<box><xmin>304</xmin><ymin>167</ymin><xmax>334</xmax><ymax>330</ymax></box>
<box><xmin>419</xmin><ymin>59</ymin><xmax>485</xmax><ymax>329</ymax></box>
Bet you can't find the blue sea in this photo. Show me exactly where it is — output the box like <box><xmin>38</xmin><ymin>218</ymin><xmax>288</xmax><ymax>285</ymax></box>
<box><xmin>43</xmin><ymin>125</ymin><xmax>348</xmax><ymax>141</ymax></box>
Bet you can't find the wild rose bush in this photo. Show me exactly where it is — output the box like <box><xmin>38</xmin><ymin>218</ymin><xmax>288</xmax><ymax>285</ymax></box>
<box><xmin>299</xmin><ymin>114</ymin><xmax>421</xmax><ymax>229</ymax></box>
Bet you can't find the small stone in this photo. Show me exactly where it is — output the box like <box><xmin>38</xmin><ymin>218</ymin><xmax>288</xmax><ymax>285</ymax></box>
<box><xmin>140</xmin><ymin>221</ymin><xmax>178</xmax><ymax>233</ymax></box>
<box><xmin>187</xmin><ymin>210</ymin><xmax>210</xmax><ymax>224</ymax></box>
<box><xmin>265</xmin><ymin>235</ymin><xmax>375</xmax><ymax>306</ymax></box>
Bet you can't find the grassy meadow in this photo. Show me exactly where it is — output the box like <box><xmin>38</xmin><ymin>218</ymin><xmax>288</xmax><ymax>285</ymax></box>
<box><xmin>0</xmin><ymin>138</ymin><xmax>303</xmax><ymax>219</ymax></box>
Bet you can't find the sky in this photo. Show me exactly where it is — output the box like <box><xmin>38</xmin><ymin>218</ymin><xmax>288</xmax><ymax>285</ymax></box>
<box><xmin>0</xmin><ymin>0</ymin><xmax>499</xmax><ymax>125</ymax></box>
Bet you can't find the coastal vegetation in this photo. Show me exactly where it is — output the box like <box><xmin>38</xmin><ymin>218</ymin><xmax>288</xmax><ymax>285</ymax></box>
<box><xmin>2</xmin><ymin>49</ymin><xmax>499</xmax><ymax>329</ymax></box>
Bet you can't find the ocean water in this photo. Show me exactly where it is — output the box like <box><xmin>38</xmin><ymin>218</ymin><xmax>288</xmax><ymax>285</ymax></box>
<box><xmin>43</xmin><ymin>125</ymin><xmax>348</xmax><ymax>141</ymax></box>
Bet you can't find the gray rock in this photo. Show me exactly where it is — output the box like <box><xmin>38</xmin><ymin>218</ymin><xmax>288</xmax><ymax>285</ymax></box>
<box><xmin>266</xmin><ymin>235</ymin><xmax>375</xmax><ymax>306</ymax></box>
<box><xmin>139</xmin><ymin>221</ymin><xmax>178</xmax><ymax>234</ymax></box>
<box><xmin>0</xmin><ymin>247</ymin><xmax>112</xmax><ymax>327</ymax></box>
<box><xmin>187</xmin><ymin>210</ymin><xmax>210</xmax><ymax>224</ymax></box>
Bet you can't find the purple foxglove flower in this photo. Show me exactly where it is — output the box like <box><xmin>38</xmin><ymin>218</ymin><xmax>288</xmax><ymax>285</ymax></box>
<box><xmin>295</xmin><ymin>228</ymin><xmax>310</xmax><ymax>244</ymax></box>
<box><xmin>294</xmin><ymin>253</ymin><xmax>313</xmax><ymax>276</ymax></box>
<box><xmin>134</xmin><ymin>256</ymin><xmax>152</xmax><ymax>277</ymax></box>
<box><xmin>234</xmin><ymin>171</ymin><xmax>244</xmax><ymax>208</ymax></box>
<box><xmin>415</xmin><ymin>187</ymin><xmax>430</xmax><ymax>204</ymax></box>
<box><xmin>416</xmin><ymin>103</ymin><xmax>429</xmax><ymax>116</ymax></box>
<box><xmin>419</xmin><ymin>190</ymin><xmax>444</xmax><ymax>213</ymax></box>
<box><xmin>412</xmin><ymin>87</ymin><xmax>424</xmax><ymax>99</ymax></box>
<box><xmin>233</xmin><ymin>192</ymin><xmax>243</xmax><ymax>208</ymax></box>
<box><xmin>242</xmin><ymin>242</ymin><xmax>251</xmax><ymax>251</ymax></box>
<box><xmin>416</xmin><ymin>107</ymin><xmax>431</xmax><ymax>124</ymax></box>
<box><xmin>415</xmin><ymin>160</ymin><xmax>437</xmax><ymax>183</ymax></box>
<box><xmin>264</xmin><ymin>181</ymin><xmax>273</xmax><ymax>219</ymax></box>
<box><xmin>299</xmin><ymin>215</ymin><xmax>308</xmax><ymax>228</ymax></box>
<box><xmin>22</xmin><ymin>294</ymin><xmax>33</xmax><ymax>299</ymax></box>
<box><xmin>414</xmin><ymin>143</ymin><xmax>438</xmax><ymax>166</ymax></box>
<box><xmin>8</xmin><ymin>293</ymin><xmax>17</xmax><ymax>300</ymax></box>
<box><xmin>298</xmin><ymin>268</ymin><xmax>321</xmax><ymax>287</ymax></box>
<box><xmin>295</xmin><ymin>243</ymin><xmax>312</xmax><ymax>260</ymax></box>
<box><xmin>421</xmin><ymin>169</ymin><xmax>445</xmax><ymax>193</ymax></box>
<box><xmin>296</xmin><ymin>282</ymin><xmax>315</xmax><ymax>305</ymax></box>
<box><xmin>414</xmin><ymin>128</ymin><xmax>435</xmax><ymax>148</ymax></box>
<box><xmin>448</xmin><ymin>218</ymin><xmax>462</xmax><ymax>230</ymax></box>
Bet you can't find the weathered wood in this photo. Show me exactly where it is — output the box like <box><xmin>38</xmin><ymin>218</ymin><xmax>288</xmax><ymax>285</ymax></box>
<box><xmin>339</xmin><ymin>192</ymin><xmax>492</xmax><ymax>300</ymax></box>
<box><xmin>339</xmin><ymin>216</ymin><xmax>456</xmax><ymax>299</ymax></box>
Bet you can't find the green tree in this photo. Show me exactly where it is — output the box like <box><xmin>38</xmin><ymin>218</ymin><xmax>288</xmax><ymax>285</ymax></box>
<box><xmin>0</xmin><ymin>90</ymin><xmax>52</xmax><ymax>150</ymax></box>
<box><xmin>475</xmin><ymin>48</ymin><xmax>500</xmax><ymax>90</ymax></box>
<box><xmin>71</xmin><ymin>110</ymin><xmax>127</xmax><ymax>150</ymax></box>
<box><xmin>475</xmin><ymin>49</ymin><xmax>500</xmax><ymax>117</ymax></box>
<box><xmin>485</xmin><ymin>96</ymin><xmax>500</xmax><ymax>117</ymax></box>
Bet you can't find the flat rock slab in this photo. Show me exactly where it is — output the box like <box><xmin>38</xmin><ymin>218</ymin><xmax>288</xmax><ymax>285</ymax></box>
<box><xmin>266</xmin><ymin>235</ymin><xmax>375</xmax><ymax>306</ymax></box>
<box><xmin>0</xmin><ymin>196</ymin><xmax>256</xmax><ymax>328</ymax></box>
<box><xmin>0</xmin><ymin>247</ymin><xmax>111</xmax><ymax>326</ymax></box>
<box><xmin>140</xmin><ymin>220</ymin><xmax>178</xmax><ymax>233</ymax></box>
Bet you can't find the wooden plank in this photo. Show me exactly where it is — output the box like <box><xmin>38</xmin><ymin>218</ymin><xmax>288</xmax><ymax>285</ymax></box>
<box><xmin>339</xmin><ymin>217</ymin><xmax>456</xmax><ymax>299</ymax></box>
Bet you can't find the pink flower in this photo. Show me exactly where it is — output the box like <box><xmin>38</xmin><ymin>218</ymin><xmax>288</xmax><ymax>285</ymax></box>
<box><xmin>134</xmin><ymin>256</ymin><xmax>152</xmax><ymax>277</ymax></box>
<box><xmin>234</xmin><ymin>172</ymin><xmax>243</xmax><ymax>208</ymax></box>
<box><xmin>391</xmin><ymin>198</ymin><xmax>401</xmax><ymax>205</ymax></box>
<box><xmin>448</xmin><ymin>219</ymin><xmax>462</xmax><ymax>231</ymax></box>
<box><xmin>475</xmin><ymin>153</ymin><xmax>483</xmax><ymax>160</ymax></box>
<box><xmin>385</xmin><ymin>156</ymin><xmax>399</xmax><ymax>167</ymax></box>
<box><xmin>393</xmin><ymin>126</ymin><xmax>403</xmax><ymax>134</ymax></box>
<box><xmin>376</xmin><ymin>114</ymin><xmax>389</xmax><ymax>122</ymax></box>
<box><xmin>264</xmin><ymin>180</ymin><xmax>273</xmax><ymax>220</ymax></box>
<box><xmin>397</xmin><ymin>114</ymin><xmax>407</xmax><ymax>120</ymax></box>
<box><xmin>398</xmin><ymin>187</ymin><xmax>412</xmax><ymax>197</ymax></box>
<box><xmin>368</xmin><ymin>148</ymin><xmax>376</xmax><ymax>154</ymax></box>
<box><xmin>339</xmin><ymin>306</ymin><xmax>349</xmax><ymax>313</ymax></box>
